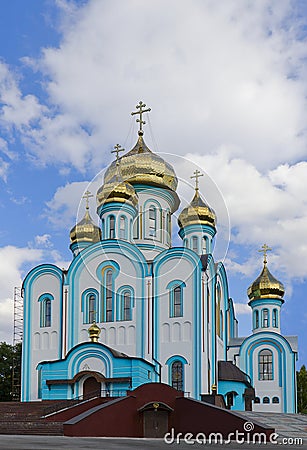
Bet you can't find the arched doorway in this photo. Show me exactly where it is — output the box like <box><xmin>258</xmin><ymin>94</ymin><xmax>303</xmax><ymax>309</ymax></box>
<box><xmin>139</xmin><ymin>402</ymin><xmax>173</xmax><ymax>438</ymax></box>
<box><xmin>83</xmin><ymin>376</ymin><xmax>101</xmax><ymax>398</ymax></box>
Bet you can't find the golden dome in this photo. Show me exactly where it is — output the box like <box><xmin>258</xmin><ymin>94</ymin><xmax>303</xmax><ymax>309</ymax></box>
<box><xmin>97</xmin><ymin>168</ymin><xmax>138</xmax><ymax>209</ymax></box>
<box><xmin>178</xmin><ymin>189</ymin><xmax>216</xmax><ymax>229</ymax></box>
<box><xmin>247</xmin><ymin>263</ymin><xmax>285</xmax><ymax>301</ymax></box>
<box><xmin>88</xmin><ymin>321</ymin><xmax>101</xmax><ymax>342</ymax></box>
<box><xmin>103</xmin><ymin>134</ymin><xmax>178</xmax><ymax>192</ymax></box>
<box><xmin>70</xmin><ymin>208</ymin><xmax>101</xmax><ymax>244</ymax></box>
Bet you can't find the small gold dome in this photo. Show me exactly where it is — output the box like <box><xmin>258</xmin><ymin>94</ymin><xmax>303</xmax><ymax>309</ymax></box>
<box><xmin>178</xmin><ymin>190</ymin><xmax>216</xmax><ymax>229</ymax></box>
<box><xmin>96</xmin><ymin>170</ymin><xmax>138</xmax><ymax>209</ymax></box>
<box><xmin>88</xmin><ymin>321</ymin><xmax>101</xmax><ymax>342</ymax></box>
<box><xmin>70</xmin><ymin>209</ymin><xmax>101</xmax><ymax>244</ymax></box>
<box><xmin>103</xmin><ymin>134</ymin><xmax>178</xmax><ymax>192</ymax></box>
<box><xmin>247</xmin><ymin>263</ymin><xmax>285</xmax><ymax>301</ymax></box>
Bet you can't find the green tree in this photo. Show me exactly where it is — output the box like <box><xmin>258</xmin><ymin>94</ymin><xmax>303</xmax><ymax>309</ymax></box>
<box><xmin>0</xmin><ymin>342</ymin><xmax>22</xmax><ymax>401</ymax></box>
<box><xmin>297</xmin><ymin>365</ymin><xmax>307</xmax><ymax>414</ymax></box>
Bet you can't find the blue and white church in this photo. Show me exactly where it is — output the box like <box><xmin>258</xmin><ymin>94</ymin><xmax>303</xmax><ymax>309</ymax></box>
<box><xmin>21</xmin><ymin>102</ymin><xmax>298</xmax><ymax>413</ymax></box>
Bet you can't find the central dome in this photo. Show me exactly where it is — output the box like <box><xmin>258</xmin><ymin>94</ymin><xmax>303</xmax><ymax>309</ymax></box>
<box><xmin>103</xmin><ymin>134</ymin><xmax>178</xmax><ymax>192</ymax></box>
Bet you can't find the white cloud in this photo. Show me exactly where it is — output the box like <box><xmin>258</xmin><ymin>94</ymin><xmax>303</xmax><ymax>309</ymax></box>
<box><xmin>45</xmin><ymin>178</ymin><xmax>102</xmax><ymax>229</ymax></box>
<box><xmin>234</xmin><ymin>302</ymin><xmax>250</xmax><ymax>315</ymax></box>
<box><xmin>185</xmin><ymin>151</ymin><xmax>307</xmax><ymax>283</ymax></box>
<box><xmin>0</xmin><ymin>0</ymin><xmax>306</xmax><ymax>173</ymax></box>
<box><xmin>0</xmin><ymin>246</ymin><xmax>43</xmax><ymax>342</ymax></box>
<box><xmin>34</xmin><ymin>234</ymin><xmax>52</xmax><ymax>248</ymax></box>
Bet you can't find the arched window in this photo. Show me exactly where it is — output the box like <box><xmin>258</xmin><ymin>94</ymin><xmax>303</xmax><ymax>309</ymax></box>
<box><xmin>259</xmin><ymin>349</ymin><xmax>273</xmax><ymax>381</ymax></box>
<box><xmin>88</xmin><ymin>294</ymin><xmax>96</xmax><ymax>323</ymax></box>
<box><xmin>262</xmin><ymin>308</ymin><xmax>269</xmax><ymax>328</ymax></box>
<box><xmin>192</xmin><ymin>236</ymin><xmax>198</xmax><ymax>253</ymax></box>
<box><xmin>82</xmin><ymin>290</ymin><xmax>98</xmax><ymax>324</ymax></box>
<box><xmin>272</xmin><ymin>396</ymin><xmax>279</xmax><ymax>404</ymax></box>
<box><xmin>254</xmin><ymin>310</ymin><xmax>259</xmax><ymax>329</ymax></box>
<box><xmin>109</xmin><ymin>215</ymin><xmax>115</xmax><ymax>239</ymax></box>
<box><xmin>105</xmin><ymin>269</ymin><xmax>113</xmax><ymax>322</ymax></box>
<box><xmin>119</xmin><ymin>216</ymin><xmax>126</xmax><ymax>239</ymax></box>
<box><xmin>263</xmin><ymin>397</ymin><xmax>270</xmax><ymax>404</ymax></box>
<box><xmin>171</xmin><ymin>361</ymin><xmax>183</xmax><ymax>391</ymax></box>
<box><xmin>254</xmin><ymin>397</ymin><xmax>260</xmax><ymax>404</ymax></box>
<box><xmin>119</xmin><ymin>290</ymin><xmax>132</xmax><ymax>321</ymax></box>
<box><xmin>272</xmin><ymin>309</ymin><xmax>278</xmax><ymax>328</ymax></box>
<box><xmin>39</xmin><ymin>295</ymin><xmax>53</xmax><ymax>327</ymax></box>
<box><xmin>149</xmin><ymin>206</ymin><xmax>156</xmax><ymax>237</ymax></box>
<box><xmin>169</xmin><ymin>284</ymin><xmax>183</xmax><ymax>318</ymax></box>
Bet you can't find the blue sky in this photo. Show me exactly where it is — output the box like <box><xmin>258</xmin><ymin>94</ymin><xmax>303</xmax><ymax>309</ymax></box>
<box><xmin>0</xmin><ymin>0</ymin><xmax>307</xmax><ymax>367</ymax></box>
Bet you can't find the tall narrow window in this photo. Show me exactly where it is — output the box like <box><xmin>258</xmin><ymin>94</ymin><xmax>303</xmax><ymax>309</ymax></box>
<box><xmin>44</xmin><ymin>299</ymin><xmax>51</xmax><ymax>327</ymax></box>
<box><xmin>171</xmin><ymin>361</ymin><xmax>183</xmax><ymax>391</ymax></box>
<box><xmin>119</xmin><ymin>216</ymin><xmax>126</xmax><ymax>239</ymax></box>
<box><xmin>89</xmin><ymin>294</ymin><xmax>96</xmax><ymax>323</ymax></box>
<box><xmin>259</xmin><ymin>349</ymin><xmax>273</xmax><ymax>381</ymax></box>
<box><xmin>109</xmin><ymin>215</ymin><xmax>115</xmax><ymax>239</ymax></box>
<box><xmin>82</xmin><ymin>291</ymin><xmax>98</xmax><ymax>324</ymax></box>
<box><xmin>123</xmin><ymin>291</ymin><xmax>132</xmax><ymax>321</ymax></box>
<box><xmin>39</xmin><ymin>294</ymin><xmax>54</xmax><ymax>327</ymax></box>
<box><xmin>149</xmin><ymin>206</ymin><xmax>156</xmax><ymax>237</ymax></box>
<box><xmin>192</xmin><ymin>236</ymin><xmax>198</xmax><ymax>253</ymax></box>
<box><xmin>254</xmin><ymin>310</ymin><xmax>259</xmax><ymax>329</ymax></box>
<box><xmin>262</xmin><ymin>309</ymin><xmax>269</xmax><ymax>328</ymax></box>
<box><xmin>170</xmin><ymin>284</ymin><xmax>183</xmax><ymax>318</ymax></box>
<box><xmin>106</xmin><ymin>270</ymin><xmax>113</xmax><ymax>321</ymax></box>
<box><xmin>272</xmin><ymin>309</ymin><xmax>278</xmax><ymax>328</ymax></box>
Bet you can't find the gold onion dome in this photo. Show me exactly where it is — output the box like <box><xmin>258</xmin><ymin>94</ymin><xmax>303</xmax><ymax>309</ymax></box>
<box><xmin>97</xmin><ymin>166</ymin><xmax>138</xmax><ymax>208</ymax></box>
<box><xmin>103</xmin><ymin>134</ymin><xmax>178</xmax><ymax>193</ymax></box>
<box><xmin>70</xmin><ymin>196</ymin><xmax>101</xmax><ymax>244</ymax></box>
<box><xmin>247</xmin><ymin>246</ymin><xmax>285</xmax><ymax>301</ymax></box>
<box><xmin>178</xmin><ymin>189</ymin><xmax>216</xmax><ymax>228</ymax></box>
<box><xmin>88</xmin><ymin>321</ymin><xmax>101</xmax><ymax>343</ymax></box>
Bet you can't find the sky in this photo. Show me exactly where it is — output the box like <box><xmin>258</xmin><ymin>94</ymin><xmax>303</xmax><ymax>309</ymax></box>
<box><xmin>0</xmin><ymin>0</ymin><xmax>307</xmax><ymax>366</ymax></box>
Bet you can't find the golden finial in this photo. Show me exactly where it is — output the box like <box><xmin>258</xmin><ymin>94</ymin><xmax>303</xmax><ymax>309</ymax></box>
<box><xmin>82</xmin><ymin>190</ymin><xmax>93</xmax><ymax>210</ymax></box>
<box><xmin>190</xmin><ymin>169</ymin><xmax>204</xmax><ymax>192</ymax></box>
<box><xmin>111</xmin><ymin>144</ymin><xmax>125</xmax><ymax>165</ymax></box>
<box><xmin>88</xmin><ymin>320</ymin><xmax>101</xmax><ymax>343</ymax></box>
<box><xmin>258</xmin><ymin>244</ymin><xmax>272</xmax><ymax>265</ymax></box>
<box><xmin>131</xmin><ymin>101</ymin><xmax>151</xmax><ymax>136</ymax></box>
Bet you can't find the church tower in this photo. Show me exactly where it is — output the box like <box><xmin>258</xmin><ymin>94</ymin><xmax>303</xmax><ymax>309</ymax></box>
<box><xmin>178</xmin><ymin>170</ymin><xmax>216</xmax><ymax>255</ymax></box>
<box><xmin>247</xmin><ymin>244</ymin><xmax>285</xmax><ymax>334</ymax></box>
<box><xmin>70</xmin><ymin>190</ymin><xmax>101</xmax><ymax>257</ymax></box>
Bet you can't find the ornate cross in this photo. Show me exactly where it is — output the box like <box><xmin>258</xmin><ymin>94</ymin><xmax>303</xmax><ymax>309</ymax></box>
<box><xmin>82</xmin><ymin>190</ymin><xmax>93</xmax><ymax>210</ymax></box>
<box><xmin>111</xmin><ymin>144</ymin><xmax>125</xmax><ymax>163</ymax></box>
<box><xmin>131</xmin><ymin>101</ymin><xmax>151</xmax><ymax>134</ymax></box>
<box><xmin>190</xmin><ymin>169</ymin><xmax>204</xmax><ymax>191</ymax></box>
<box><xmin>258</xmin><ymin>244</ymin><xmax>272</xmax><ymax>264</ymax></box>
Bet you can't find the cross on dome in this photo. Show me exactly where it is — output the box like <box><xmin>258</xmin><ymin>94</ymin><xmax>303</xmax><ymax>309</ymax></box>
<box><xmin>111</xmin><ymin>144</ymin><xmax>125</xmax><ymax>163</ymax></box>
<box><xmin>131</xmin><ymin>101</ymin><xmax>151</xmax><ymax>135</ymax></box>
<box><xmin>190</xmin><ymin>169</ymin><xmax>204</xmax><ymax>191</ymax></box>
<box><xmin>82</xmin><ymin>190</ymin><xmax>93</xmax><ymax>210</ymax></box>
<box><xmin>258</xmin><ymin>243</ymin><xmax>272</xmax><ymax>264</ymax></box>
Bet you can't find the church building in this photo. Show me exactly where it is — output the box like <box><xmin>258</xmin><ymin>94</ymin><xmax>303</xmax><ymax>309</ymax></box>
<box><xmin>21</xmin><ymin>101</ymin><xmax>297</xmax><ymax>413</ymax></box>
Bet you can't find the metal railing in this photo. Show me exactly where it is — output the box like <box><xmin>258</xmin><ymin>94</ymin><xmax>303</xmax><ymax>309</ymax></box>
<box><xmin>42</xmin><ymin>388</ymin><xmax>129</xmax><ymax>417</ymax></box>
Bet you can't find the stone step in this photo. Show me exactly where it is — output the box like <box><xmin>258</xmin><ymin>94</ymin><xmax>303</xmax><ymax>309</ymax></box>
<box><xmin>239</xmin><ymin>411</ymin><xmax>307</xmax><ymax>439</ymax></box>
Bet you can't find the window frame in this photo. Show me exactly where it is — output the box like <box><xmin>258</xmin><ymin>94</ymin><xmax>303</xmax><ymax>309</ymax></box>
<box><xmin>171</xmin><ymin>360</ymin><xmax>184</xmax><ymax>391</ymax></box>
<box><xmin>259</xmin><ymin>349</ymin><xmax>273</xmax><ymax>381</ymax></box>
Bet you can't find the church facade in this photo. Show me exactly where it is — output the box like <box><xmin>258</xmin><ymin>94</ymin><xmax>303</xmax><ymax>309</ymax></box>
<box><xmin>21</xmin><ymin>102</ymin><xmax>297</xmax><ymax>413</ymax></box>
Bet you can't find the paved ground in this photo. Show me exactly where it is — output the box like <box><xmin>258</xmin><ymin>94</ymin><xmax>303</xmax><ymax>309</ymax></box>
<box><xmin>241</xmin><ymin>411</ymin><xmax>307</xmax><ymax>440</ymax></box>
<box><xmin>0</xmin><ymin>435</ymin><xmax>305</xmax><ymax>450</ymax></box>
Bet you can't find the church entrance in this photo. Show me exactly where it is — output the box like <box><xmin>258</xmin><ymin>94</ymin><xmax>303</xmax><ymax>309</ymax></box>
<box><xmin>83</xmin><ymin>376</ymin><xmax>101</xmax><ymax>398</ymax></box>
<box><xmin>143</xmin><ymin>409</ymin><xmax>169</xmax><ymax>437</ymax></box>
